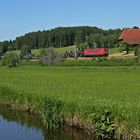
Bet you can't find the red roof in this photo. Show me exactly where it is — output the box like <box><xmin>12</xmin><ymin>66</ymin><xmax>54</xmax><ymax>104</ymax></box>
<box><xmin>118</xmin><ymin>29</ymin><xmax>140</xmax><ymax>45</ymax></box>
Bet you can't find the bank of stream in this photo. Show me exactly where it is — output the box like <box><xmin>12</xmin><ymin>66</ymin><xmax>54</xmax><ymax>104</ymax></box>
<box><xmin>0</xmin><ymin>106</ymin><xmax>96</xmax><ymax>140</ymax></box>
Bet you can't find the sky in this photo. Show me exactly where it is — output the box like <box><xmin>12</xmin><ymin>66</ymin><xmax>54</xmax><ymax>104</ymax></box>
<box><xmin>0</xmin><ymin>0</ymin><xmax>140</xmax><ymax>41</ymax></box>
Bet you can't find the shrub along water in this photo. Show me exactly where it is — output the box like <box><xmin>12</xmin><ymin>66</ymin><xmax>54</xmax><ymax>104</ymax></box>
<box><xmin>89</xmin><ymin>110</ymin><xmax>116</xmax><ymax>139</ymax></box>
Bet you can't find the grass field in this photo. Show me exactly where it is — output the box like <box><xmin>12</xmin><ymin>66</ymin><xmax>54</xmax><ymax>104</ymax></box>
<box><xmin>0</xmin><ymin>65</ymin><xmax>140</xmax><ymax>131</ymax></box>
<box><xmin>12</xmin><ymin>45</ymin><xmax>76</xmax><ymax>55</ymax></box>
<box><xmin>32</xmin><ymin>45</ymin><xmax>76</xmax><ymax>55</ymax></box>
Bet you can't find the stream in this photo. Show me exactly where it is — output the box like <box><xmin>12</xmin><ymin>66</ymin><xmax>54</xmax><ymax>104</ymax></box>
<box><xmin>0</xmin><ymin>107</ymin><xmax>95</xmax><ymax>140</ymax></box>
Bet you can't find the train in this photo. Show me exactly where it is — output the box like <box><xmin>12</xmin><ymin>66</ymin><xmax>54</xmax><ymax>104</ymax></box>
<box><xmin>83</xmin><ymin>48</ymin><xmax>109</xmax><ymax>57</ymax></box>
<box><xmin>63</xmin><ymin>48</ymin><xmax>109</xmax><ymax>58</ymax></box>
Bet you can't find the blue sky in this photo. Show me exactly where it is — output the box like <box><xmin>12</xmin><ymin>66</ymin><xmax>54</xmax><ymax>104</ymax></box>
<box><xmin>0</xmin><ymin>0</ymin><xmax>140</xmax><ymax>41</ymax></box>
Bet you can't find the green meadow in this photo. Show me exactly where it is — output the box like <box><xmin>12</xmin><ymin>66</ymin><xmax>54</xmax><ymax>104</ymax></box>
<box><xmin>0</xmin><ymin>65</ymin><xmax>140</xmax><ymax>131</ymax></box>
<box><xmin>12</xmin><ymin>45</ymin><xmax>76</xmax><ymax>55</ymax></box>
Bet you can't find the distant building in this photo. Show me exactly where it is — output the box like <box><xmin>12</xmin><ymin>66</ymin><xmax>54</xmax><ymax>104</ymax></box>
<box><xmin>118</xmin><ymin>29</ymin><xmax>140</xmax><ymax>45</ymax></box>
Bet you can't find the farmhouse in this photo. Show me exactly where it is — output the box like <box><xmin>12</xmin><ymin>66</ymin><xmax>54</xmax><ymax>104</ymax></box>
<box><xmin>118</xmin><ymin>29</ymin><xmax>140</xmax><ymax>45</ymax></box>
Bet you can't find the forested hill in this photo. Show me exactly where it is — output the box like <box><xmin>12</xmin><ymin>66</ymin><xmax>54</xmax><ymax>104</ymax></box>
<box><xmin>0</xmin><ymin>26</ymin><xmax>121</xmax><ymax>55</ymax></box>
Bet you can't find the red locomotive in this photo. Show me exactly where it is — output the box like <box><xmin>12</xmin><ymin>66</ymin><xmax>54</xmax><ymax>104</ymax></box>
<box><xmin>83</xmin><ymin>48</ymin><xmax>109</xmax><ymax>57</ymax></box>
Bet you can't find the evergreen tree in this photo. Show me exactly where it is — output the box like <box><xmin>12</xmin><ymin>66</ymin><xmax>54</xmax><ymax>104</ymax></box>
<box><xmin>15</xmin><ymin>39</ymin><xmax>21</xmax><ymax>50</ymax></box>
<box><xmin>75</xmin><ymin>30</ymin><xmax>85</xmax><ymax>47</ymax></box>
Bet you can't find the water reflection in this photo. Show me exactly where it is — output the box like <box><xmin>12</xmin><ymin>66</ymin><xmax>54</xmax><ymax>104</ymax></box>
<box><xmin>0</xmin><ymin>107</ymin><xmax>94</xmax><ymax>140</ymax></box>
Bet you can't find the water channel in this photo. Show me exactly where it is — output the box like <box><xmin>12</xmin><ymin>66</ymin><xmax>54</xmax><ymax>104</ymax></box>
<box><xmin>0</xmin><ymin>107</ymin><xmax>95</xmax><ymax>140</ymax></box>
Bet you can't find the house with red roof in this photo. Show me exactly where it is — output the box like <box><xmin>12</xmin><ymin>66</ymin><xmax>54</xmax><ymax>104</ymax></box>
<box><xmin>118</xmin><ymin>29</ymin><xmax>140</xmax><ymax>45</ymax></box>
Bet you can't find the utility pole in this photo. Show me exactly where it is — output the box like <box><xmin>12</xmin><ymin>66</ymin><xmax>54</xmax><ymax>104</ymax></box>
<box><xmin>74</xmin><ymin>42</ymin><xmax>77</xmax><ymax>59</ymax></box>
<box><xmin>60</xmin><ymin>35</ymin><xmax>62</xmax><ymax>48</ymax></box>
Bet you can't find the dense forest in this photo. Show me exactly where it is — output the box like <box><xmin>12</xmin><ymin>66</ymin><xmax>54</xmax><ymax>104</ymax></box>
<box><xmin>0</xmin><ymin>26</ymin><xmax>122</xmax><ymax>55</ymax></box>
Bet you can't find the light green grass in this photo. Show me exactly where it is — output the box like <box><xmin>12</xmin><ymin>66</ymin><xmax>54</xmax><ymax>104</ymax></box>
<box><xmin>110</xmin><ymin>47</ymin><xmax>120</xmax><ymax>54</ymax></box>
<box><xmin>32</xmin><ymin>45</ymin><xmax>76</xmax><ymax>55</ymax></box>
<box><xmin>11</xmin><ymin>45</ymin><xmax>76</xmax><ymax>55</ymax></box>
<box><xmin>110</xmin><ymin>47</ymin><xmax>134</xmax><ymax>55</ymax></box>
<box><xmin>0</xmin><ymin>65</ymin><xmax>140</xmax><ymax>130</ymax></box>
<box><xmin>11</xmin><ymin>50</ymin><xmax>20</xmax><ymax>55</ymax></box>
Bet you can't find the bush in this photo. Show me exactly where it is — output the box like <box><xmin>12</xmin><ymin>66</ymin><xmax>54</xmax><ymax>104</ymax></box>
<box><xmin>118</xmin><ymin>45</ymin><xmax>124</xmax><ymax>53</ymax></box>
<box><xmin>20</xmin><ymin>45</ymin><xmax>32</xmax><ymax>61</ymax></box>
<box><xmin>40</xmin><ymin>48</ymin><xmax>46</xmax><ymax>56</ymax></box>
<box><xmin>135</xmin><ymin>46</ymin><xmax>140</xmax><ymax>62</ymax></box>
<box><xmin>40</xmin><ymin>47</ymin><xmax>62</xmax><ymax>65</ymax></box>
<box><xmin>20</xmin><ymin>45</ymin><xmax>31</xmax><ymax>56</ymax></box>
<box><xmin>2</xmin><ymin>52</ymin><xmax>20</xmax><ymax>68</ymax></box>
<box><xmin>89</xmin><ymin>110</ymin><xmax>116</xmax><ymax>139</ymax></box>
<box><xmin>119</xmin><ymin>41</ymin><xmax>129</xmax><ymax>54</ymax></box>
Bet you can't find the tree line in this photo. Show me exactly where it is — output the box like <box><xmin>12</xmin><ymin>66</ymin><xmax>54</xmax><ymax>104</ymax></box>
<box><xmin>0</xmin><ymin>26</ymin><xmax>122</xmax><ymax>56</ymax></box>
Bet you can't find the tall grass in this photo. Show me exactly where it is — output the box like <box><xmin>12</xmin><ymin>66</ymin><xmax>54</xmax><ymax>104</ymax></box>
<box><xmin>42</xmin><ymin>97</ymin><xmax>63</xmax><ymax>129</ymax></box>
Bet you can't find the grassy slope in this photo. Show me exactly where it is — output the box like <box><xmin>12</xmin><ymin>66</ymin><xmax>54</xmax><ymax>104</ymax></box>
<box><xmin>32</xmin><ymin>46</ymin><xmax>75</xmax><ymax>55</ymax></box>
<box><xmin>12</xmin><ymin>46</ymin><xmax>76</xmax><ymax>55</ymax></box>
<box><xmin>0</xmin><ymin>66</ymin><xmax>140</xmax><ymax>130</ymax></box>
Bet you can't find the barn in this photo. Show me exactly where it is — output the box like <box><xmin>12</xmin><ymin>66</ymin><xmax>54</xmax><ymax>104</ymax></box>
<box><xmin>118</xmin><ymin>29</ymin><xmax>140</xmax><ymax>45</ymax></box>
